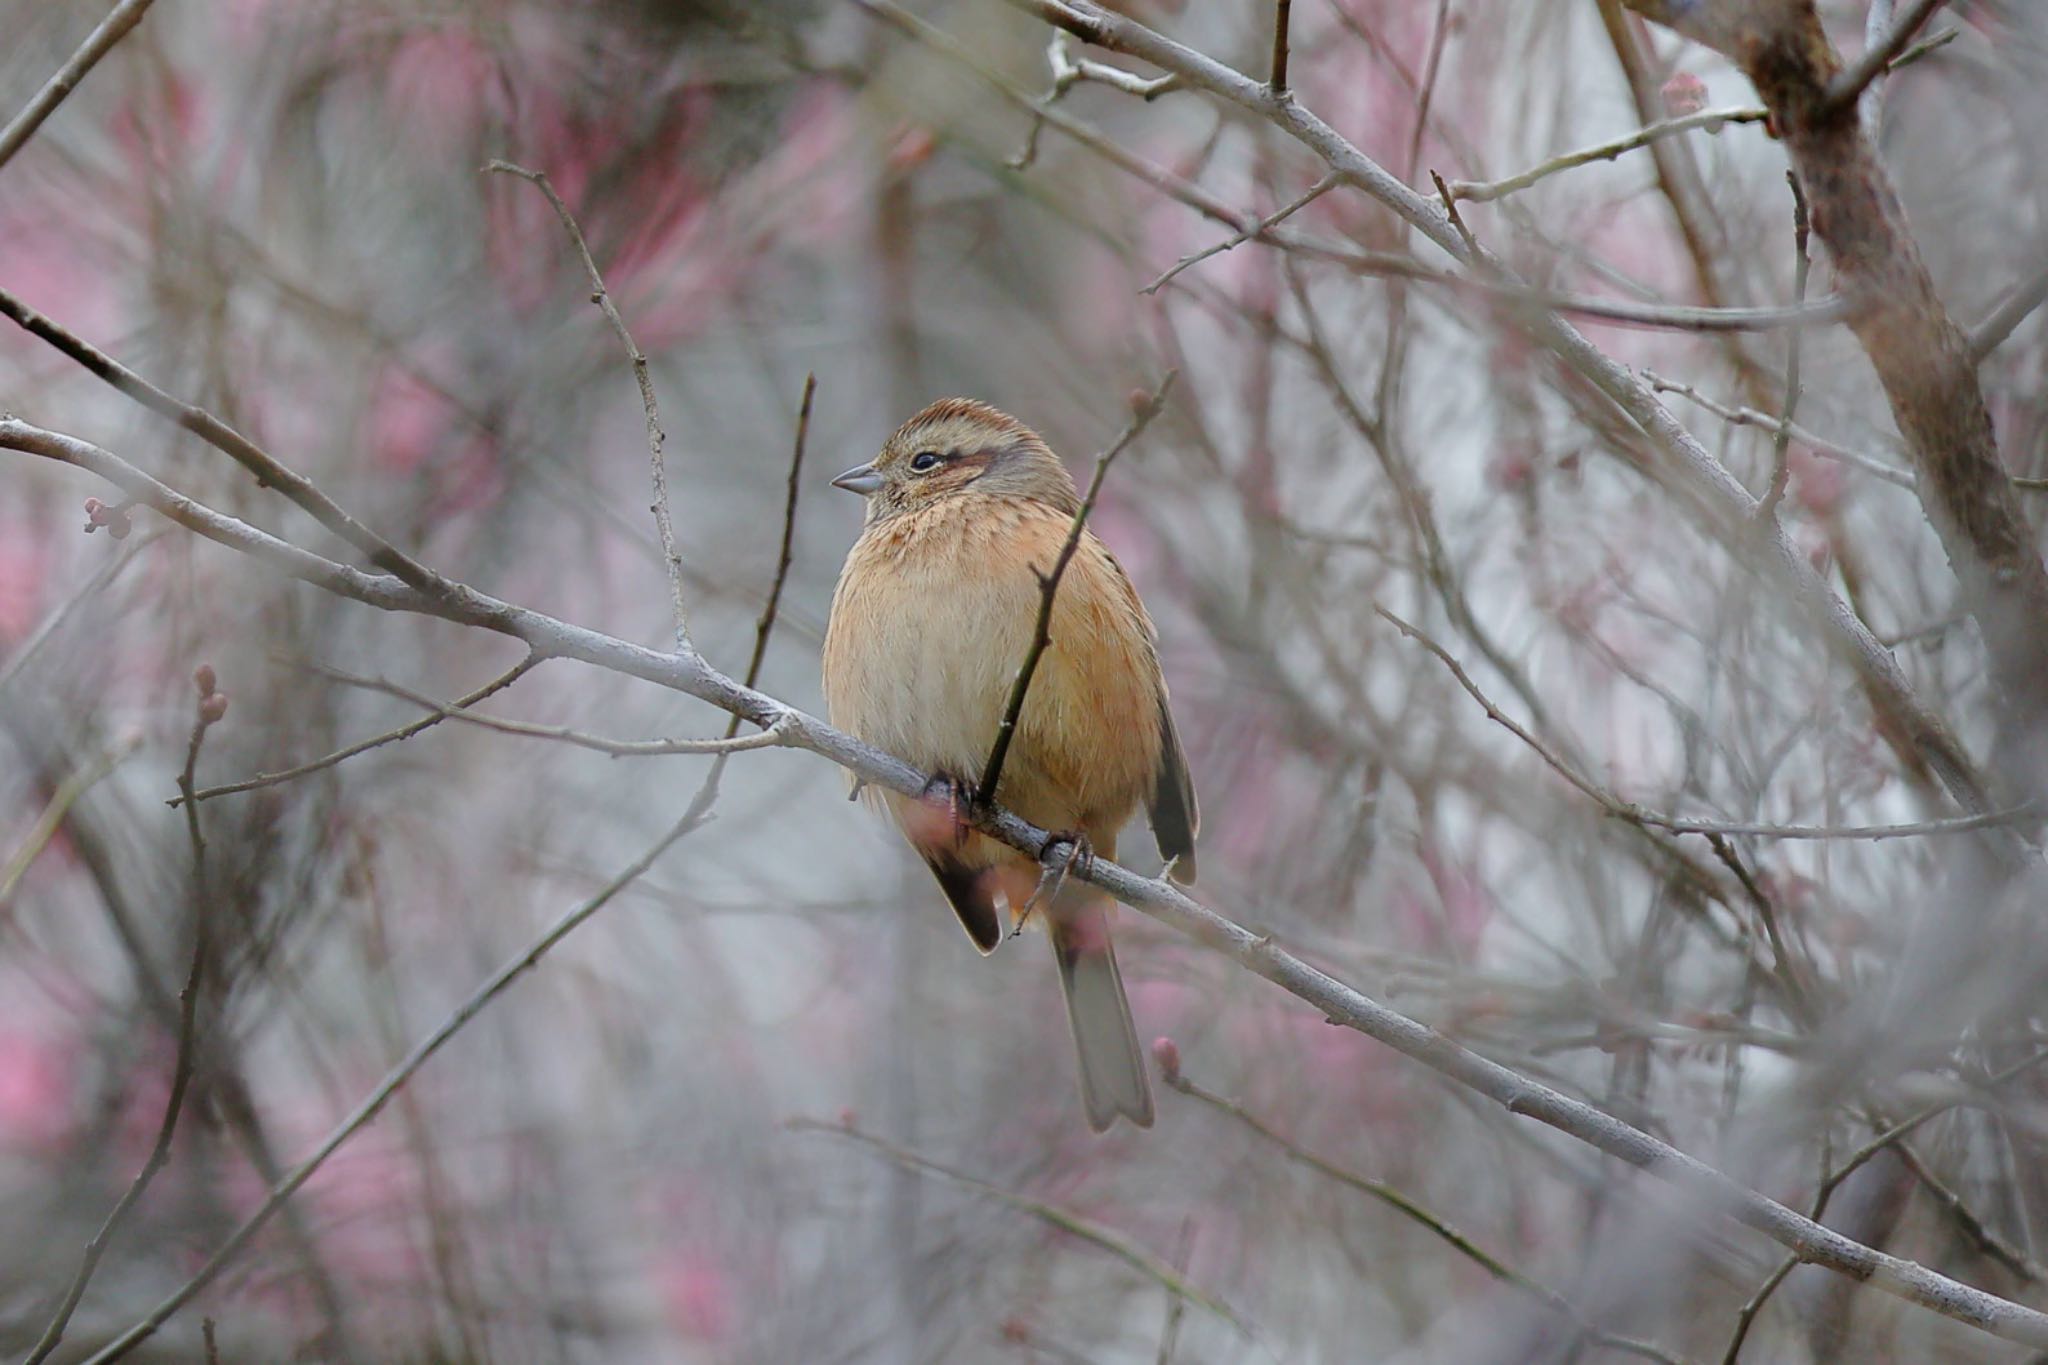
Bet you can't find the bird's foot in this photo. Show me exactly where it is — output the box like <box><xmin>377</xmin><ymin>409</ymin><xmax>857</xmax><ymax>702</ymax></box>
<box><xmin>1038</xmin><ymin>829</ymin><xmax>1095</xmax><ymax>900</ymax></box>
<box><xmin>918</xmin><ymin>771</ymin><xmax>980</xmax><ymax>847</ymax></box>
<box><xmin>1011</xmin><ymin>832</ymin><xmax>1091</xmax><ymax>939</ymax></box>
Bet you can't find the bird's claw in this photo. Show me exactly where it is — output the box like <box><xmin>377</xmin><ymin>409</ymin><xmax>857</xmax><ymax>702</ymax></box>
<box><xmin>919</xmin><ymin>772</ymin><xmax>979</xmax><ymax>846</ymax></box>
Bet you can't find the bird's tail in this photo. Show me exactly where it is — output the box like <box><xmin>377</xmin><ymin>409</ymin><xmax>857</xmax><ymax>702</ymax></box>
<box><xmin>1048</xmin><ymin>893</ymin><xmax>1154</xmax><ymax>1132</ymax></box>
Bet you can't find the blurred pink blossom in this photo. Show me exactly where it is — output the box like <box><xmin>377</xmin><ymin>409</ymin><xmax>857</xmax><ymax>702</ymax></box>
<box><xmin>0</xmin><ymin>1027</ymin><xmax>72</xmax><ymax>1150</ymax></box>
<box><xmin>655</xmin><ymin>1249</ymin><xmax>738</xmax><ymax>1342</ymax></box>
<box><xmin>369</xmin><ymin>363</ymin><xmax>460</xmax><ymax>476</ymax></box>
<box><xmin>385</xmin><ymin>25</ymin><xmax>509</xmax><ymax>154</ymax></box>
<box><xmin>0</xmin><ymin>517</ymin><xmax>47</xmax><ymax>641</ymax></box>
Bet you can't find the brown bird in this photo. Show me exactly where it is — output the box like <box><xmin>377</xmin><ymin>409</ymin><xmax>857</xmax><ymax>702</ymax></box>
<box><xmin>822</xmin><ymin>398</ymin><xmax>1199</xmax><ymax>1131</ymax></box>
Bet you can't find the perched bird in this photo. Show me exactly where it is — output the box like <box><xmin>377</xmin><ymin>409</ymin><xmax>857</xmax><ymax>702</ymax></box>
<box><xmin>822</xmin><ymin>398</ymin><xmax>1199</xmax><ymax>1131</ymax></box>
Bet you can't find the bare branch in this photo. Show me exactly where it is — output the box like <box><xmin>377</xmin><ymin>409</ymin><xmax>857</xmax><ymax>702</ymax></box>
<box><xmin>76</xmin><ymin>795</ymin><xmax>719</xmax><ymax>1365</ymax></box>
<box><xmin>0</xmin><ymin>528</ymin><xmax>158</xmax><ymax>700</ymax></box>
<box><xmin>1379</xmin><ymin>606</ymin><xmax>2029</xmax><ymax>843</ymax></box>
<box><xmin>790</xmin><ymin>1118</ymin><xmax>1257</xmax><ymax>1339</ymax></box>
<box><xmin>1823</xmin><ymin>0</ymin><xmax>1946</xmax><ymax>114</ymax></box>
<box><xmin>1758</xmin><ymin>173</ymin><xmax>1811</xmax><ymax>520</ymax></box>
<box><xmin>976</xmin><ymin>373</ymin><xmax>1176</xmax><ymax>808</ymax></box>
<box><xmin>305</xmin><ymin>660</ymin><xmax>796</xmax><ymax>758</ymax></box>
<box><xmin>723</xmin><ymin>373</ymin><xmax>813</xmax><ymax>732</ymax></box>
<box><xmin>856</xmin><ymin>3</ymin><xmax>1845</xmax><ymax>335</ymax></box>
<box><xmin>1141</xmin><ymin>175</ymin><xmax>1337</xmax><ymax>296</ymax></box>
<box><xmin>1448</xmin><ymin>107</ymin><xmax>1768</xmax><ymax>204</ymax></box>
<box><xmin>1971</xmin><ymin>262</ymin><xmax>2048</xmax><ymax>361</ymax></box>
<box><xmin>1642</xmin><ymin>371</ymin><xmax>1921</xmax><ymax>491</ymax></box>
<box><xmin>0</xmin><ymin>0</ymin><xmax>158</xmax><ymax>173</ymax></box>
<box><xmin>1268</xmin><ymin>0</ymin><xmax>1292</xmax><ymax>93</ymax></box>
<box><xmin>0</xmin><ymin>742</ymin><xmax>133</xmax><ymax>918</ymax></box>
<box><xmin>23</xmin><ymin>682</ymin><xmax>219</xmax><ymax>1364</ymax></box>
<box><xmin>1164</xmin><ymin>1069</ymin><xmax>1692</xmax><ymax>1365</ymax></box>
<box><xmin>182</xmin><ymin>655</ymin><xmax>542</xmax><ymax>804</ymax></box>
<box><xmin>485</xmin><ymin>161</ymin><xmax>692</xmax><ymax>652</ymax></box>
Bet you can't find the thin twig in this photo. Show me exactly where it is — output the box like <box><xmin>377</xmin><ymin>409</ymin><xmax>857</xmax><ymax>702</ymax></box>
<box><xmin>1268</xmin><ymin>0</ymin><xmax>1292</xmax><ymax>93</ymax></box>
<box><xmin>1885</xmin><ymin>23</ymin><xmax>1957</xmax><ymax>73</ymax></box>
<box><xmin>1377</xmin><ymin>606</ymin><xmax>2027</xmax><ymax>842</ymax></box>
<box><xmin>1053</xmin><ymin>30</ymin><xmax>1177</xmax><ymax>98</ymax></box>
<box><xmin>1141</xmin><ymin>175</ymin><xmax>1336</xmax><ymax>295</ymax></box>
<box><xmin>790</xmin><ymin>1119</ymin><xmax>1258</xmax><ymax>1340</ymax></box>
<box><xmin>23</xmin><ymin>687</ymin><xmax>218</xmax><ymax>1365</ymax></box>
<box><xmin>76</xmin><ymin>797</ymin><xmax>718</xmax><ymax>1365</ymax></box>
<box><xmin>1448</xmin><ymin>106</ymin><xmax>1768</xmax><ymax>203</ymax></box>
<box><xmin>1641</xmin><ymin>371</ymin><xmax>1922</xmax><ymax>491</ymax></box>
<box><xmin>1165</xmin><ymin>1071</ymin><xmax>1693</xmax><ymax>1365</ymax></box>
<box><xmin>303</xmin><ymin>661</ymin><xmax>794</xmax><ymax>758</ymax></box>
<box><xmin>1970</xmin><ymin>261</ymin><xmax>2048</xmax><ymax>362</ymax></box>
<box><xmin>1758</xmin><ymin>173</ymin><xmax>1811</xmax><ymax>520</ymax></box>
<box><xmin>1404</xmin><ymin>0</ymin><xmax>1454</xmax><ymax>184</ymax></box>
<box><xmin>0</xmin><ymin>742</ymin><xmax>134</xmax><ymax>918</ymax></box>
<box><xmin>182</xmin><ymin>655</ymin><xmax>541</xmax><ymax>804</ymax></box>
<box><xmin>1822</xmin><ymin>0</ymin><xmax>1946</xmax><ymax>113</ymax></box>
<box><xmin>976</xmin><ymin>372</ymin><xmax>1176</xmax><ymax>808</ymax></box>
<box><xmin>1155</xmin><ymin>1220</ymin><xmax>1197</xmax><ymax>1365</ymax></box>
<box><xmin>720</xmin><ymin>374</ymin><xmax>814</xmax><ymax>740</ymax></box>
<box><xmin>0</xmin><ymin>0</ymin><xmax>158</xmax><ymax>173</ymax></box>
<box><xmin>0</xmin><ymin>528</ymin><xmax>159</xmax><ymax>699</ymax></box>
<box><xmin>485</xmin><ymin>160</ymin><xmax>691</xmax><ymax>651</ymax></box>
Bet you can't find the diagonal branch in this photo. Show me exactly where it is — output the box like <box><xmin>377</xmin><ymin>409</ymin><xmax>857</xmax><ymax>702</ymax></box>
<box><xmin>1822</xmin><ymin>0</ymin><xmax>1946</xmax><ymax>114</ymax></box>
<box><xmin>23</xmin><ymin>684</ymin><xmax>219</xmax><ymax>1364</ymax></box>
<box><xmin>76</xmin><ymin>794</ymin><xmax>719</xmax><ymax>1365</ymax></box>
<box><xmin>1163</xmin><ymin>1069</ymin><xmax>1691</xmax><ymax>1365</ymax></box>
<box><xmin>791</xmin><ymin>1119</ymin><xmax>1257</xmax><ymax>1339</ymax></box>
<box><xmin>976</xmin><ymin>373</ymin><xmax>1175</xmax><ymax>808</ymax></box>
<box><xmin>485</xmin><ymin>161</ymin><xmax>692</xmax><ymax>652</ymax></box>
<box><xmin>0</xmin><ymin>0</ymin><xmax>158</xmax><ymax>173</ymax></box>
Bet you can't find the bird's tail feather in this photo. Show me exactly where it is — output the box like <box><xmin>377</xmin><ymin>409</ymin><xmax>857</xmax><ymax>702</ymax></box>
<box><xmin>1049</xmin><ymin>896</ymin><xmax>1154</xmax><ymax>1132</ymax></box>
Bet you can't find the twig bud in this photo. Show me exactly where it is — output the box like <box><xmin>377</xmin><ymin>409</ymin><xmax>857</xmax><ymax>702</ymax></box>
<box><xmin>194</xmin><ymin>665</ymin><xmax>217</xmax><ymax>697</ymax></box>
<box><xmin>1660</xmin><ymin>72</ymin><xmax>1707</xmax><ymax>117</ymax></box>
<box><xmin>1151</xmin><ymin>1035</ymin><xmax>1181</xmax><ymax>1083</ymax></box>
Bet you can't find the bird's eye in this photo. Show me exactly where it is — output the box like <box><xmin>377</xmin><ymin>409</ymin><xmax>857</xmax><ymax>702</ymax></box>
<box><xmin>909</xmin><ymin>451</ymin><xmax>945</xmax><ymax>472</ymax></box>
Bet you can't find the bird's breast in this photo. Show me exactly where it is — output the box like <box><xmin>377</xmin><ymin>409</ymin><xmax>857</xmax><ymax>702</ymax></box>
<box><xmin>822</xmin><ymin>498</ymin><xmax>1161</xmax><ymax>833</ymax></box>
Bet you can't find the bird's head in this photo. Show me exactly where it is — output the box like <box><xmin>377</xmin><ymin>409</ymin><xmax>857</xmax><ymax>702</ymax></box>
<box><xmin>832</xmin><ymin>398</ymin><xmax>1079</xmax><ymax>523</ymax></box>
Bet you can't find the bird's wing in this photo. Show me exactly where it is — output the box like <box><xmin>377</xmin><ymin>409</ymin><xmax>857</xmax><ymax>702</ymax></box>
<box><xmin>1151</xmin><ymin>693</ymin><xmax>1200</xmax><ymax>884</ymax></box>
<box><xmin>922</xmin><ymin>845</ymin><xmax>1005</xmax><ymax>954</ymax></box>
<box><xmin>1088</xmin><ymin>532</ymin><xmax>1200</xmax><ymax>883</ymax></box>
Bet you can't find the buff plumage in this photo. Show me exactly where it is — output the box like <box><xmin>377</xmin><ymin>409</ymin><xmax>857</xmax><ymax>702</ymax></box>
<box><xmin>822</xmin><ymin>398</ymin><xmax>1197</xmax><ymax>1130</ymax></box>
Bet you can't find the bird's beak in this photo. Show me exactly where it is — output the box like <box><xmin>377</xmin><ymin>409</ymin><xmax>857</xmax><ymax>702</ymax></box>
<box><xmin>831</xmin><ymin>462</ymin><xmax>885</xmax><ymax>496</ymax></box>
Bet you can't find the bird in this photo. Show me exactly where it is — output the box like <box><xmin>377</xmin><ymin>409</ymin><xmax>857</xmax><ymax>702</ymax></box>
<box><xmin>821</xmin><ymin>397</ymin><xmax>1199</xmax><ymax>1131</ymax></box>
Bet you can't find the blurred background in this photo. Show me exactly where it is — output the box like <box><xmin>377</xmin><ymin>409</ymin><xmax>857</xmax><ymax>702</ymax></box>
<box><xmin>4</xmin><ymin>0</ymin><xmax>2048</xmax><ymax>1360</ymax></box>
